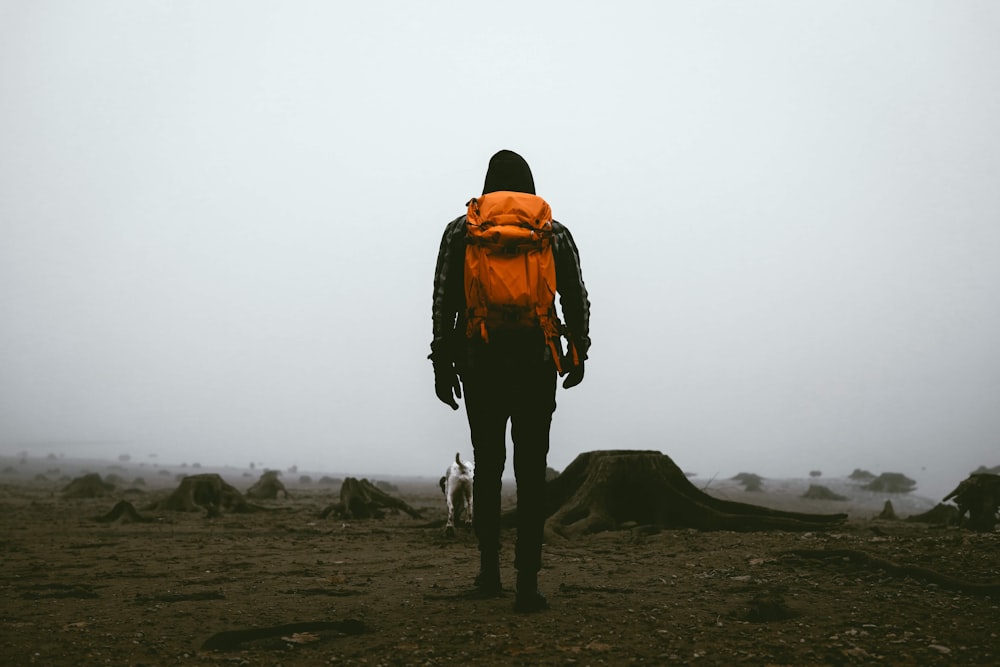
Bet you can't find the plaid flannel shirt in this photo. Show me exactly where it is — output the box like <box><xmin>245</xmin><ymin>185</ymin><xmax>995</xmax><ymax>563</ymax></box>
<box><xmin>430</xmin><ymin>215</ymin><xmax>591</xmax><ymax>367</ymax></box>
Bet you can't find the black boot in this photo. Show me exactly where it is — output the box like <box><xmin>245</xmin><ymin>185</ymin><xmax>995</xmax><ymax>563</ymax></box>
<box><xmin>513</xmin><ymin>571</ymin><xmax>548</xmax><ymax>612</ymax></box>
<box><xmin>474</xmin><ymin>551</ymin><xmax>501</xmax><ymax>596</ymax></box>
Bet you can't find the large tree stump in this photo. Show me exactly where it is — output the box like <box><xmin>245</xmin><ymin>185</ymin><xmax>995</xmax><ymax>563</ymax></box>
<box><xmin>943</xmin><ymin>473</ymin><xmax>1000</xmax><ymax>531</ymax></box>
<box><xmin>320</xmin><ymin>478</ymin><xmax>423</xmax><ymax>520</ymax></box>
<box><xmin>245</xmin><ymin>470</ymin><xmax>289</xmax><ymax>500</ymax></box>
<box><xmin>543</xmin><ymin>450</ymin><xmax>847</xmax><ymax>538</ymax></box>
<box><xmin>148</xmin><ymin>474</ymin><xmax>251</xmax><ymax>517</ymax></box>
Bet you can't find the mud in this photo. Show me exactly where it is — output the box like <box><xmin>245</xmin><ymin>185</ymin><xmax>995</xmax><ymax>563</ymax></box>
<box><xmin>2</xmin><ymin>457</ymin><xmax>998</xmax><ymax>665</ymax></box>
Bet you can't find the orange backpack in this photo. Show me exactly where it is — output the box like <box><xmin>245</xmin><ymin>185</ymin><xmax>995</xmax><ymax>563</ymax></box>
<box><xmin>463</xmin><ymin>191</ymin><xmax>578</xmax><ymax>374</ymax></box>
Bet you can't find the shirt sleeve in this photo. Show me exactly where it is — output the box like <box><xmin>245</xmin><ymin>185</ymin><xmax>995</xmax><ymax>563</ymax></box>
<box><xmin>429</xmin><ymin>216</ymin><xmax>467</xmax><ymax>364</ymax></box>
<box><xmin>552</xmin><ymin>221</ymin><xmax>591</xmax><ymax>360</ymax></box>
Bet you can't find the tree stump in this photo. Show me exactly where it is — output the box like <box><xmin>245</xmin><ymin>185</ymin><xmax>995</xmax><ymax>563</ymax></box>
<box><xmin>848</xmin><ymin>468</ymin><xmax>875</xmax><ymax>482</ymax></box>
<box><xmin>148</xmin><ymin>473</ymin><xmax>250</xmax><ymax>517</ymax></box>
<box><xmin>543</xmin><ymin>450</ymin><xmax>847</xmax><ymax>538</ymax></box>
<box><xmin>943</xmin><ymin>473</ymin><xmax>1000</xmax><ymax>531</ymax></box>
<box><xmin>95</xmin><ymin>500</ymin><xmax>151</xmax><ymax>524</ymax></box>
<box><xmin>801</xmin><ymin>484</ymin><xmax>848</xmax><ymax>501</ymax></box>
<box><xmin>246</xmin><ymin>470</ymin><xmax>289</xmax><ymax>500</ymax></box>
<box><xmin>731</xmin><ymin>472</ymin><xmax>765</xmax><ymax>492</ymax></box>
<box><xmin>863</xmin><ymin>472</ymin><xmax>916</xmax><ymax>494</ymax></box>
<box><xmin>320</xmin><ymin>478</ymin><xmax>423</xmax><ymax>520</ymax></box>
<box><xmin>62</xmin><ymin>473</ymin><xmax>115</xmax><ymax>499</ymax></box>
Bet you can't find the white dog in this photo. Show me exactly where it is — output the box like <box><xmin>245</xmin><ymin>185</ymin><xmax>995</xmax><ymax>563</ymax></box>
<box><xmin>439</xmin><ymin>452</ymin><xmax>474</xmax><ymax>537</ymax></box>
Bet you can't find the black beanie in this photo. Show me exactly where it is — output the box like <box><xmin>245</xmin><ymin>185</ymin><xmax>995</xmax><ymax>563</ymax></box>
<box><xmin>482</xmin><ymin>150</ymin><xmax>535</xmax><ymax>195</ymax></box>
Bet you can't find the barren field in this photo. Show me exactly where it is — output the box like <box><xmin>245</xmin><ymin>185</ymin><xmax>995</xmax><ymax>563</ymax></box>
<box><xmin>2</xmin><ymin>456</ymin><xmax>998</xmax><ymax>666</ymax></box>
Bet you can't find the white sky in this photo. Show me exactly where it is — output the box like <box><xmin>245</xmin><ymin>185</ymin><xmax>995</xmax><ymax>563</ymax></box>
<box><xmin>2</xmin><ymin>1</ymin><xmax>998</xmax><ymax>500</ymax></box>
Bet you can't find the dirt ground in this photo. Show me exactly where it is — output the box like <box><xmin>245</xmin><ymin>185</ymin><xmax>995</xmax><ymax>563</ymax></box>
<box><xmin>2</xmin><ymin>456</ymin><xmax>998</xmax><ymax>666</ymax></box>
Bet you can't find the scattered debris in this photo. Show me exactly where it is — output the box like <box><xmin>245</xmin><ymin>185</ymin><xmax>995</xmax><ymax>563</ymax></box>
<box><xmin>786</xmin><ymin>549</ymin><xmax>1000</xmax><ymax>597</ymax></box>
<box><xmin>201</xmin><ymin>620</ymin><xmax>370</xmax><ymax>651</ymax></box>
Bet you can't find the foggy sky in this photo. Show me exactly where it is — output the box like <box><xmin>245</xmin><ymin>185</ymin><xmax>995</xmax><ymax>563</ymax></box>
<box><xmin>2</xmin><ymin>1</ymin><xmax>999</xmax><ymax>500</ymax></box>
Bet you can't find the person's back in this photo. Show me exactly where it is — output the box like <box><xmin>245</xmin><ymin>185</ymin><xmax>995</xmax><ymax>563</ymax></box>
<box><xmin>430</xmin><ymin>149</ymin><xmax>590</xmax><ymax>612</ymax></box>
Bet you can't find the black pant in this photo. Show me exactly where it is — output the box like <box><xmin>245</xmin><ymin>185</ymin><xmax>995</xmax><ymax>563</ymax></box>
<box><xmin>460</xmin><ymin>336</ymin><xmax>556</xmax><ymax>575</ymax></box>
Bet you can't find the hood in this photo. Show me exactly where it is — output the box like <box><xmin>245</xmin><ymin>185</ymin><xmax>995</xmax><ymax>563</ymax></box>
<box><xmin>482</xmin><ymin>149</ymin><xmax>535</xmax><ymax>195</ymax></box>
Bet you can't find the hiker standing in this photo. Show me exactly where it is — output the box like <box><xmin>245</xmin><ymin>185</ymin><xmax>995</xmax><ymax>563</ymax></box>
<box><xmin>430</xmin><ymin>150</ymin><xmax>591</xmax><ymax>612</ymax></box>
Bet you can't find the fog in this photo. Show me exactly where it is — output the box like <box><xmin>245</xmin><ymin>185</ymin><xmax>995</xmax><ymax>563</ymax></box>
<box><xmin>2</xmin><ymin>2</ymin><xmax>998</xmax><ymax>501</ymax></box>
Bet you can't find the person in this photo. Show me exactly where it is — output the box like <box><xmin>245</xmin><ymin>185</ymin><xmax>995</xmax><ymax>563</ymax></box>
<box><xmin>429</xmin><ymin>149</ymin><xmax>591</xmax><ymax>612</ymax></box>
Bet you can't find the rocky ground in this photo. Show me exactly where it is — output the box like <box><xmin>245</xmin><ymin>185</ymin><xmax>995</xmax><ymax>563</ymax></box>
<box><xmin>1</xmin><ymin>456</ymin><xmax>998</xmax><ymax>666</ymax></box>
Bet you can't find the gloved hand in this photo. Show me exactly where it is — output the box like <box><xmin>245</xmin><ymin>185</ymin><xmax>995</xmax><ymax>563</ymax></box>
<box><xmin>434</xmin><ymin>361</ymin><xmax>462</xmax><ymax>410</ymax></box>
<box><xmin>562</xmin><ymin>359</ymin><xmax>585</xmax><ymax>389</ymax></box>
